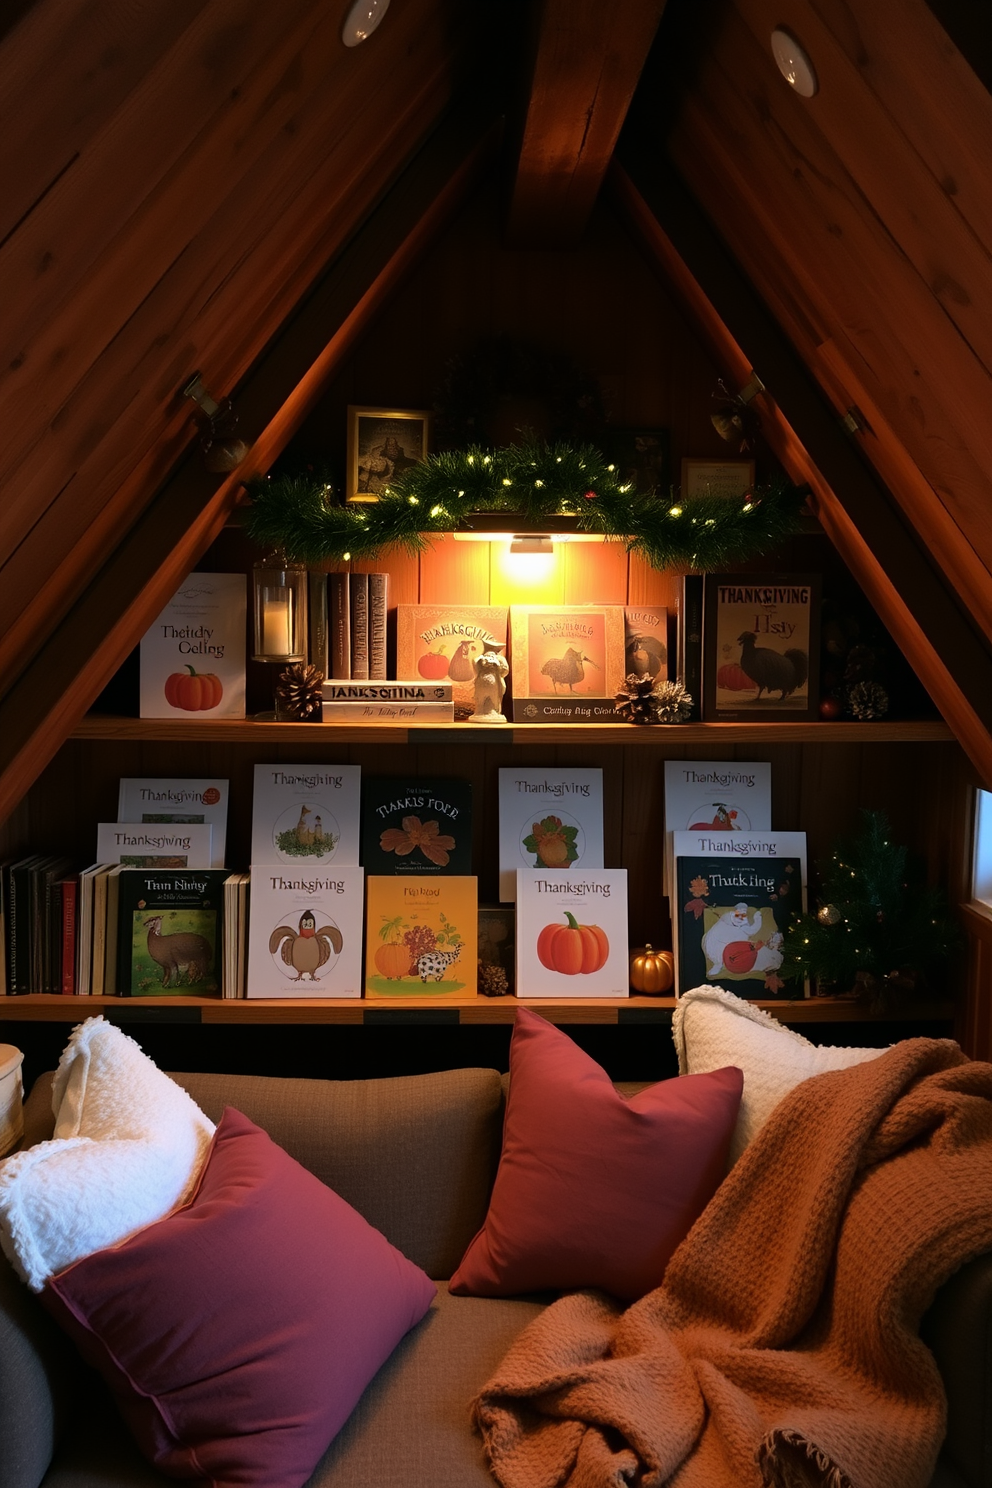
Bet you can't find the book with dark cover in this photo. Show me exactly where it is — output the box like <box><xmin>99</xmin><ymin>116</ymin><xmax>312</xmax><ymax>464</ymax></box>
<box><xmin>36</xmin><ymin>857</ymin><xmax>72</xmax><ymax>993</ymax></box>
<box><xmin>350</xmin><ymin>572</ymin><xmax>369</xmax><ymax>680</ymax></box>
<box><xmin>701</xmin><ymin>572</ymin><xmax>821</xmax><ymax>722</ymax></box>
<box><xmin>116</xmin><ymin>869</ymin><xmax>228</xmax><ymax>997</ymax></box>
<box><xmin>673</xmin><ymin>832</ymin><xmax>806</xmax><ymax>999</ymax></box>
<box><xmin>308</xmin><ymin>571</ymin><xmax>329</xmax><ymax>679</ymax></box>
<box><xmin>328</xmin><ymin>572</ymin><xmax>351</xmax><ymax>679</ymax></box>
<box><xmin>361</xmin><ymin>778</ymin><xmax>473</xmax><ymax>877</ymax></box>
<box><xmin>5</xmin><ymin>855</ymin><xmax>44</xmax><ymax>994</ymax></box>
<box><xmin>59</xmin><ymin>876</ymin><xmax>79</xmax><ymax>994</ymax></box>
<box><xmin>677</xmin><ymin>575</ymin><xmax>703</xmax><ymax>722</ymax></box>
<box><xmin>368</xmin><ymin>571</ymin><xmax>389</xmax><ymax>680</ymax></box>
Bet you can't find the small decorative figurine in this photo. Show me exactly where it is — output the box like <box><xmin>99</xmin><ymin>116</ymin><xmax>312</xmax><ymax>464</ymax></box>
<box><xmin>469</xmin><ymin>648</ymin><xmax>509</xmax><ymax>724</ymax></box>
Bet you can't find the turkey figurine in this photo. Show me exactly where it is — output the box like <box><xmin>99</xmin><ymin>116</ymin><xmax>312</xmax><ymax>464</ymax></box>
<box><xmin>269</xmin><ymin>910</ymin><xmax>343</xmax><ymax>980</ymax></box>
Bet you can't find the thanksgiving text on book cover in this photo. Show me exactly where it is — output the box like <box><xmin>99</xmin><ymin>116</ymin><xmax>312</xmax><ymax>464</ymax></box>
<box><xmin>515</xmin><ymin>867</ymin><xmax>629</xmax><ymax>997</ymax></box>
<box><xmin>497</xmin><ymin>767</ymin><xmax>604</xmax><ymax>902</ymax></box>
<box><xmin>251</xmin><ymin>764</ymin><xmax>361</xmax><ymax>867</ymax></box>
<box><xmin>662</xmin><ymin>759</ymin><xmax>772</xmax><ymax>898</ymax></box>
<box><xmin>702</xmin><ymin>573</ymin><xmax>821</xmax><ymax>722</ymax></box>
<box><xmin>395</xmin><ymin>605</ymin><xmax>507</xmax><ymax>709</ymax></box>
<box><xmin>246</xmin><ymin>865</ymin><xmax>364</xmax><ymax>998</ymax></box>
<box><xmin>672</xmin><ymin>831</ymin><xmax>807</xmax><ymax>1000</ymax></box>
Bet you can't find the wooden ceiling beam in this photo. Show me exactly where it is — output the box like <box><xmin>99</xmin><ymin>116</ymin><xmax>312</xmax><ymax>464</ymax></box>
<box><xmin>504</xmin><ymin>0</ymin><xmax>667</xmax><ymax>248</ymax></box>
<box><xmin>0</xmin><ymin>95</ymin><xmax>501</xmax><ymax>828</ymax></box>
<box><xmin>612</xmin><ymin>130</ymin><xmax>992</xmax><ymax>787</ymax></box>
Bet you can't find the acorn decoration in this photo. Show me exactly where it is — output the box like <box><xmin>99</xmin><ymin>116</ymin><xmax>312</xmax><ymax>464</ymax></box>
<box><xmin>275</xmin><ymin>662</ymin><xmax>324</xmax><ymax>721</ymax></box>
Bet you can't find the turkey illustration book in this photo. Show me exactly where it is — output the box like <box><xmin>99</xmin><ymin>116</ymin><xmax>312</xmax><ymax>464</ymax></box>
<box><xmin>701</xmin><ymin>573</ymin><xmax>821</xmax><ymax>722</ymax></box>
<box><xmin>509</xmin><ymin>604</ymin><xmax>626</xmax><ymax>723</ymax></box>
<box><xmin>662</xmin><ymin>759</ymin><xmax>772</xmax><ymax>899</ymax></box>
<box><xmin>395</xmin><ymin>604</ymin><xmax>507</xmax><ymax>711</ymax></box>
<box><xmin>115</xmin><ymin>869</ymin><xmax>229</xmax><ymax>997</ymax></box>
<box><xmin>365</xmin><ymin>875</ymin><xmax>477</xmax><ymax>997</ymax></box>
<box><xmin>672</xmin><ymin>831</ymin><xmax>807</xmax><ymax>999</ymax></box>
<box><xmin>246</xmin><ymin>865</ymin><xmax>364</xmax><ymax>998</ymax></box>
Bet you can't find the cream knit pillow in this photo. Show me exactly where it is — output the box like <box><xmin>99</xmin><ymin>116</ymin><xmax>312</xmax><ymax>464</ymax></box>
<box><xmin>673</xmin><ymin>984</ymin><xmax>885</xmax><ymax>1165</ymax></box>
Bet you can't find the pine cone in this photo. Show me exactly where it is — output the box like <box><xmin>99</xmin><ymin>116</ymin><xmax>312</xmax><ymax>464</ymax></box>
<box><xmin>614</xmin><ymin>673</ymin><xmax>662</xmax><ymax>725</ymax></box>
<box><xmin>275</xmin><ymin>662</ymin><xmax>324</xmax><ymax>721</ymax></box>
<box><xmin>478</xmin><ymin>961</ymin><xmax>510</xmax><ymax>997</ymax></box>
<box><xmin>847</xmin><ymin>680</ymin><xmax>889</xmax><ymax>721</ymax></box>
<box><xmin>651</xmin><ymin>680</ymin><xmax>693</xmax><ymax>724</ymax></box>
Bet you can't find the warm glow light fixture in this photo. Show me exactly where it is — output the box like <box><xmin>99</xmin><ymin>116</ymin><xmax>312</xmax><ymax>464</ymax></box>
<box><xmin>451</xmin><ymin>530</ymin><xmax>604</xmax><ymax>545</ymax></box>
<box><xmin>341</xmin><ymin>0</ymin><xmax>390</xmax><ymax>47</ymax></box>
<box><xmin>509</xmin><ymin>535</ymin><xmax>554</xmax><ymax>556</ymax></box>
<box><xmin>770</xmin><ymin>27</ymin><xmax>818</xmax><ymax>97</ymax></box>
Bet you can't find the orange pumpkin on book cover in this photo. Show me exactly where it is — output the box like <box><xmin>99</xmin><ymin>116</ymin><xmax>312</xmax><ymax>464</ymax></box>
<box><xmin>537</xmin><ymin>913</ymin><xmax>609</xmax><ymax>975</ymax></box>
<box><xmin>164</xmin><ymin>666</ymin><xmax>223</xmax><ymax>711</ymax></box>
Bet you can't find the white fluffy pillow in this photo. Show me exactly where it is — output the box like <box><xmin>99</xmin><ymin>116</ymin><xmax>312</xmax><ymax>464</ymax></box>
<box><xmin>0</xmin><ymin>1017</ymin><xmax>214</xmax><ymax>1290</ymax></box>
<box><xmin>673</xmin><ymin>985</ymin><xmax>885</xmax><ymax>1165</ymax></box>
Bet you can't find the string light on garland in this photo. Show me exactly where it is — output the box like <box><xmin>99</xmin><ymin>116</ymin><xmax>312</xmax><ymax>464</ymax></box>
<box><xmin>243</xmin><ymin>443</ymin><xmax>808</xmax><ymax>571</ymax></box>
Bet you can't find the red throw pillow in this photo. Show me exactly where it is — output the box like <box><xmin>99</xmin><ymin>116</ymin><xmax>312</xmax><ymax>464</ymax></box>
<box><xmin>450</xmin><ymin>1008</ymin><xmax>742</xmax><ymax>1301</ymax></box>
<box><xmin>42</xmin><ymin>1107</ymin><xmax>436</xmax><ymax>1488</ymax></box>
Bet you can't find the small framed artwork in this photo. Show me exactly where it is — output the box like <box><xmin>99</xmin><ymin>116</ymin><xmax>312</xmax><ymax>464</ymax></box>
<box><xmin>346</xmin><ymin>406</ymin><xmax>431</xmax><ymax>503</ymax></box>
<box><xmin>681</xmin><ymin>458</ymin><xmax>755</xmax><ymax>500</ymax></box>
<box><xmin>606</xmin><ymin>428</ymin><xmax>670</xmax><ymax>496</ymax></box>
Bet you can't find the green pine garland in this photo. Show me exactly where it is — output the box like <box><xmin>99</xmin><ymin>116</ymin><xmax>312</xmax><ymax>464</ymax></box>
<box><xmin>243</xmin><ymin>443</ymin><xmax>807</xmax><ymax>570</ymax></box>
<box><xmin>781</xmin><ymin>810</ymin><xmax>961</xmax><ymax>993</ymax></box>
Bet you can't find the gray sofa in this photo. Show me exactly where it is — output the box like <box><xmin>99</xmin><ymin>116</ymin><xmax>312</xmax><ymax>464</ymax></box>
<box><xmin>1</xmin><ymin>1063</ymin><xmax>989</xmax><ymax>1488</ymax></box>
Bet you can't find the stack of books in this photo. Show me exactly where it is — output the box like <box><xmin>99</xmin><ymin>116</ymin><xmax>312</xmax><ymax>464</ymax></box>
<box><xmin>321</xmin><ymin>680</ymin><xmax>454</xmax><ymax>723</ymax></box>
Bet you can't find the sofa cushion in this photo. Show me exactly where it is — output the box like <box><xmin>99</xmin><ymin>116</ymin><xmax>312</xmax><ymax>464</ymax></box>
<box><xmin>450</xmin><ymin>1008</ymin><xmax>742</xmax><ymax>1302</ymax></box>
<box><xmin>170</xmin><ymin>1066</ymin><xmax>504</xmax><ymax>1278</ymax></box>
<box><xmin>0</xmin><ymin>1020</ymin><xmax>214</xmax><ymax>1291</ymax></box>
<box><xmin>673</xmin><ymin>984</ymin><xmax>887</xmax><ymax>1164</ymax></box>
<box><xmin>42</xmin><ymin>1107</ymin><xmax>436</xmax><ymax>1488</ymax></box>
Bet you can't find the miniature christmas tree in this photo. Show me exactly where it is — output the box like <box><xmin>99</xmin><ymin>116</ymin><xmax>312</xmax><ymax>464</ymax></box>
<box><xmin>781</xmin><ymin>809</ymin><xmax>960</xmax><ymax>1001</ymax></box>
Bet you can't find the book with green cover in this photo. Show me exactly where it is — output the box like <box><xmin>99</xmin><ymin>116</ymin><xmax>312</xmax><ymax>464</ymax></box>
<box><xmin>115</xmin><ymin>869</ymin><xmax>228</xmax><ymax>997</ymax></box>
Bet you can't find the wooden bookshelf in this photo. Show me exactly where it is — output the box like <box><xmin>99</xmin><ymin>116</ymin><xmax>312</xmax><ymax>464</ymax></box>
<box><xmin>0</xmin><ymin>992</ymin><xmax>956</xmax><ymax>1026</ymax></box>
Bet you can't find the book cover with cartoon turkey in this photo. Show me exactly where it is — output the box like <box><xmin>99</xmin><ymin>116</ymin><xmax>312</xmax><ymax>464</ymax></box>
<box><xmin>509</xmin><ymin>605</ymin><xmax>626</xmax><ymax>723</ymax></box>
<box><xmin>672</xmin><ymin>830</ymin><xmax>807</xmax><ymax>999</ymax></box>
<box><xmin>497</xmin><ymin>767</ymin><xmax>604</xmax><ymax>901</ymax></box>
<box><xmin>246</xmin><ymin>864</ymin><xmax>364</xmax><ymax>998</ymax></box>
<box><xmin>395</xmin><ymin>605</ymin><xmax>507</xmax><ymax>712</ymax></box>
<box><xmin>361</xmin><ymin>778</ymin><xmax>472</xmax><ymax>877</ymax></box>
<box><xmin>702</xmin><ymin>573</ymin><xmax>821</xmax><ymax>722</ymax></box>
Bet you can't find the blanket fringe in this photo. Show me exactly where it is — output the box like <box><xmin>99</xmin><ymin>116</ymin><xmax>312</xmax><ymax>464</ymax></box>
<box><xmin>758</xmin><ymin>1429</ymin><xmax>854</xmax><ymax>1488</ymax></box>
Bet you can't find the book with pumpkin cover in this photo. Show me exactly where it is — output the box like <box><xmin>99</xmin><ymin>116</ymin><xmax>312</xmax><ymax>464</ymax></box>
<box><xmin>497</xmin><ymin>767</ymin><xmax>604</xmax><ymax>902</ymax></box>
<box><xmin>662</xmin><ymin>759</ymin><xmax>772</xmax><ymax>900</ymax></box>
<box><xmin>672</xmin><ymin>829</ymin><xmax>807</xmax><ymax>1000</ymax></box>
<box><xmin>118</xmin><ymin>778</ymin><xmax>230</xmax><ymax>868</ymax></box>
<box><xmin>246</xmin><ymin>865</ymin><xmax>364</xmax><ymax>998</ymax></box>
<box><xmin>361</xmin><ymin>778</ymin><xmax>472</xmax><ymax>877</ymax></box>
<box><xmin>395</xmin><ymin>604</ymin><xmax>507</xmax><ymax>713</ymax></box>
<box><xmin>115</xmin><ymin>869</ymin><xmax>228</xmax><ymax>997</ymax></box>
<box><xmin>139</xmin><ymin>572</ymin><xmax>246</xmax><ymax>720</ymax></box>
<box><xmin>514</xmin><ymin>867</ymin><xmax>629</xmax><ymax>997</ymax></box>
<box><xmin>365</xmin><ymin>875</ymin><xmax>477</xmax><ymax>997</ymax></box>
<box><xmin>508</xmin><ymin>604</ymin><xmax>626</xmax><ymax>723</ymax></box>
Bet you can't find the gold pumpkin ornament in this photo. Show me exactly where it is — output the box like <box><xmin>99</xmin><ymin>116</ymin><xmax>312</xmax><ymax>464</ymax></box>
<box><xmin>628</xmin><ymin>944</ymin><xmax>675</xmax><ymax>995</ymax></box>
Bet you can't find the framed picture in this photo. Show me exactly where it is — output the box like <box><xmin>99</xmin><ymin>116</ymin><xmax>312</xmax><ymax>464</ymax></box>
<box><xmin>681</xmin><ymin>458</ymin><xmax>755</xmax><ymax>500</ymax></box>
<box><xmin>701</xmin><ymin>572</ymin><xmax>821</xmax><ymax>723</ymax></box>
<box><xmin>606</xmin><ymin>428</ymin><xmax>670</xmax><ymax>496</ymax></box>
<box><xmin>346</xmin><ymin>405</ymin><xmax>431</xmax><ymax>503</ymax></box>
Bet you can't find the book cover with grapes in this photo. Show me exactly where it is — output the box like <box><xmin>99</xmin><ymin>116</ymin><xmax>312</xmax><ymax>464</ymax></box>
<box><xmin>365</xmin><ymin>876</ymin><xmax>477</xmax><ymax>997</ymax></box>
<box><xmin>497</xmin><ymin>767</ymin><xmax>604</xmax><ymax>901</ymax></box>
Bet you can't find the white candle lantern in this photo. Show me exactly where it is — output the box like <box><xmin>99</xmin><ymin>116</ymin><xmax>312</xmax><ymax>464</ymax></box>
<box><xmin>252</xmin><ymin>555</ymin><xmax>308</xmax><ymax>663</ymax></box>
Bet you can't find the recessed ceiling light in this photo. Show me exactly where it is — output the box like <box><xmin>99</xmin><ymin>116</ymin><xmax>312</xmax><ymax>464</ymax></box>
<box><xmin>770</xmin><ymin>27</ymin><xmax>818</xmax><ymax>97</ymax></box>
<box><xmin>342</xmin><ymin>0</ymin><xmax>390</xmax><ymax>48</ymax></box>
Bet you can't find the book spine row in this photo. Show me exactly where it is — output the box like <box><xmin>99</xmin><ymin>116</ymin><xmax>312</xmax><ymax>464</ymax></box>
<box><xmin>322</xmin><ymin>572</ymin><xmax>388</xmax><ymax>681</ymax></box>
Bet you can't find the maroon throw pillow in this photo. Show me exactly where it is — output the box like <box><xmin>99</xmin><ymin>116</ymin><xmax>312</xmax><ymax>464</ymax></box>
<box><xmin>450</xmin><ymin>1008</ymin><xmax>742</xmax><ymax>1301</ymax></box>
<box><xmin>42</xmin><ymin>1107</ymin><xmax>436</xmax><ymax>1488</ymax></box>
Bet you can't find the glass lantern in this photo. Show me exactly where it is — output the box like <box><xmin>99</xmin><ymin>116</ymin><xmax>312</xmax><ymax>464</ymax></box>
<box><xmin>252</xmin><ymin>554</ymin><xmax>308</xmax><ymax>663</ymax></box>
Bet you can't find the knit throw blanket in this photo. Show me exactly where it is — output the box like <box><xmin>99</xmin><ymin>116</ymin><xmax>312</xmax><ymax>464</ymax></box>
<box><xmin>473</xmin><ymin>1038</ymin><xmax>992</xmax><ymax>1488</ymax></box>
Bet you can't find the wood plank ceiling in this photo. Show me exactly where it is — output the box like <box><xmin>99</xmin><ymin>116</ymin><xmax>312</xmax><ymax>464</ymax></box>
<box><xmin>1</xmin><ymin>0</ymin><xmax>992</xmax><ymax>823</ymax></box>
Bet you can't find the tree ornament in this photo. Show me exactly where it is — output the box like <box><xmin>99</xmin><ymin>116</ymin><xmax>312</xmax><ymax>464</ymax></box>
<box><xmin>274</xmin><ymin>662</ymin><xmax>324</xmax><ymax>721</ymax></box>
<box><xmin>817</xmin><ymin>903</ymin><xmax>841</xmax><ymax>926</ymax></box>
<box><xmin>478</xmin><ymin>961</ymin><xmax>510</xmax><ymax>997</ymax></box>
<box><xmin>847</xmin><ymin>679</ymin><xmax>889</xmax><ymax>721</ymax></box>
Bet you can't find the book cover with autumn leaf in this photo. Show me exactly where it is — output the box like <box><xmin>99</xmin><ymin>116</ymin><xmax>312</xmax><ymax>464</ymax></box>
<box><xmin>497</xmin><ymin>767</ymin><xmax>604</xmax><ymax>901</ymax></box>
<box><xmin>365</xmin><ymin>875</ymin><xmax>477</xmax><ymax>997</ymax></box>
<box><xmin>672</xmin><ymin>830</ymin><xmax>807</xmax><ymax>1000</ymax></box>
<box><xmin>361</xmin><ymin>778</ymin><xmax>472</xmax><ymax>876</ymax></box>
